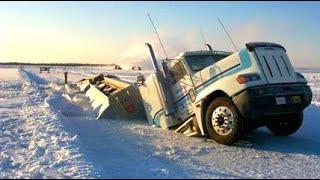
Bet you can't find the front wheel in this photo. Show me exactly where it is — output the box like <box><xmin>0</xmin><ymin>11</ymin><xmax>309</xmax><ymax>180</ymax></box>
<box><xmin>266</xmin><ymin>112</ymin><xmax>303</xmax><ymax>136</ymax></box>
<box><xmin>204</xmin><ymin>97</ymin><xmax>244</xmax><ymax>145</ymax></box>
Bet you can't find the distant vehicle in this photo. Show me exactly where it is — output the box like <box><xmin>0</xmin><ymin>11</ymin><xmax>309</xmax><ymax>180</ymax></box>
<box><xmin>39</xmin><ymin>67</ymin><xmax>50</xmax><ymax>73</ymax></box>
<box><xmin>77</xmin><ymin>42</ymin><xmax>312</xmax><ymax>145</ymax></box>
<box><xmin>132</xmin><ymin>66</ymin><xmax>142</xmax><ymax>71</ymax></box>
<box><xmin>114</xmin><ymin>64</ymin><xmax>122</xmax><ymax>70</ymax></box>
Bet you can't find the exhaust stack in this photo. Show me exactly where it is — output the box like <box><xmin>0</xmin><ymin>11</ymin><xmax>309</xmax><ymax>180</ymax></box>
<box><xmin>145</xmin><ymin>43</ymin><xmax>179</xmax><ymax>128</ymax></box>
<box><xmin>205</xmin><ymin>43</ymin><xmax>213</xmax><ymax>51</ymax></box>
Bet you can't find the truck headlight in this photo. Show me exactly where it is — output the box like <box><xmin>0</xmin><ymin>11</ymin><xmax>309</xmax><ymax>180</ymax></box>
<box><xmin>236</xmin><ymin>73</ymin><xmax>261</xmax><ymax>84</ymax></box>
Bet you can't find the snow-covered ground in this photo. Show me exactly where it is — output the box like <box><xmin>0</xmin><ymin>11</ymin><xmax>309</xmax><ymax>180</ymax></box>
<box><xmin>1</xmin><ymin>65</ymin><xmax>320</xmax><ymax>178</ymax></box>
<box><xmin>302</xmin><ymin>72</ymin><xmax>320</xmax><ymax>107</ymax></box>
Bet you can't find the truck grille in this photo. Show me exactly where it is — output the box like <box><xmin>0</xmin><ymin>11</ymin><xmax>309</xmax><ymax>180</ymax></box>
<box><xmin>255</xmin><ymin>47</ymin><xmax>298</xmax><ymax>84</ymax></box>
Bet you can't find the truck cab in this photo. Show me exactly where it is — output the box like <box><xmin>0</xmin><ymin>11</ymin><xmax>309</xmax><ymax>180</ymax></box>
<box><xmin>142</xmin><ymin>42</ymin><xmax>312</xmax><ymax>145</ymax></box>
<box><xmin>77</xmin><ymin>41</ymin><xmax>312</xmax><ymax>145</ymax></box>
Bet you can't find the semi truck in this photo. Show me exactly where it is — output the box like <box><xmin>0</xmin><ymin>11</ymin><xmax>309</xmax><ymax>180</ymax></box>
<box><xmin>77</xmin><ymin>42</ymin><xmax>312</xmax><ymax>145</ymax></box>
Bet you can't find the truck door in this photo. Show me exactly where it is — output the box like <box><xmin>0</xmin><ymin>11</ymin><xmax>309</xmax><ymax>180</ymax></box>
<box><xmin>168</xmin><ymin>60</ymin><xmax>194</xmax><ymax>119</ymax></box>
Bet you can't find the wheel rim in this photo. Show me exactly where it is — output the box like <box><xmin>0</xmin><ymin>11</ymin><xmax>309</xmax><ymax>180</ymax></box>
<box><xmin>211</xmin><ymin>106</ymin><xmax>234</xmax><ymax>136</ymax></box>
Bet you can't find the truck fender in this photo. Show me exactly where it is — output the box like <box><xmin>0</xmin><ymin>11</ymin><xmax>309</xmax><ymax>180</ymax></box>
<box><xmin>196</xmin><ymin>90</ymin><xmax>230</xmax><ymax>136</ymax></box>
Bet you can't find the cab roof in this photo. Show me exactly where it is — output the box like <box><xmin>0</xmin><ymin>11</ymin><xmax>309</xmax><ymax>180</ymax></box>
<box><xmin>245</xmin><ymin>42</ymin><xmax>286</xmax><ymax>52</ymax></box>
<box><xmin>166</xmin><ymin>50</ymin><xmax>234</xmax><ymax>68</ymax></box>
<box><xmin>172</xmin><ymin>50</ymin><xmax>233</xmax><ymax>60</ymax></box>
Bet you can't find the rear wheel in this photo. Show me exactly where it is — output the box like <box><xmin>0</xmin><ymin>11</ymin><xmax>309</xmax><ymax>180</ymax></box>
<box><xmin>266</xmin><ymin>112</ymin><xmax>303</xmax><ymax>136</ymax></box>
<box><xmin>204</xmin><ymin>97</ymin><xmax>244</xmax><ymax>145</ymax></box>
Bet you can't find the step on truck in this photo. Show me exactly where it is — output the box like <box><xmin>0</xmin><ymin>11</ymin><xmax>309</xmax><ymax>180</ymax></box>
<box><xmin>77</xmin><ymin>42</ymin><xmax>312</xmax><ymax>145</ymax></box>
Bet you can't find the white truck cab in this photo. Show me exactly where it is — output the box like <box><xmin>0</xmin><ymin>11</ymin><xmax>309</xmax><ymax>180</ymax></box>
<box><xmin>140</xmin><ymin>42</ymin><xmax>312</xmax><ymax>145</ymax></box>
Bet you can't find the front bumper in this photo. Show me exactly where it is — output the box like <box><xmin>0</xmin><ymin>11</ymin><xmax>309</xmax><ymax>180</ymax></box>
<box><xmin>232</xmin><ymin>83</ymin><xmax>312</xmax><ymax>119</ymax></box>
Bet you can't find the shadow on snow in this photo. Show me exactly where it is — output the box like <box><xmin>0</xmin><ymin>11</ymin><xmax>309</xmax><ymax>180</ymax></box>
<box><xmin>236</xmin><ymin>104</ymin><xmax>320</xmax><ymax>156</ymax></box>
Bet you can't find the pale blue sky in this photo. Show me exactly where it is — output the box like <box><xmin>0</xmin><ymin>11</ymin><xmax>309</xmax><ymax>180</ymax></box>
<box><xmin>0</xmin><ymin>1</ymin><xmax>319</xmax><ymax>67</ymax></box>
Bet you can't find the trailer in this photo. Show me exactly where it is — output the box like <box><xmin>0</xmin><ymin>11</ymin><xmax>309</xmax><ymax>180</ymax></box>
<box><xmin>40</xmin><ymin>66</ymin><xmax>50</xmax><ymax>73</ymax></box>
<box><xmin>76</xmin><ymin>42</ymin><xmax>312</xmax><ymax>145</ymax></box>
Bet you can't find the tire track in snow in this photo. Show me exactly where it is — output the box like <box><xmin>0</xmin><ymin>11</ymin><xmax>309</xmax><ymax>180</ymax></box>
<box><xmin>20</xmin><ymin>68</ymin><xmax>99</xmax><ymax>178</ymax></box>
<box><xmin>0</xmin><ymin>68</ymin><xmax>97</xmax><ymax>178</ymax></box>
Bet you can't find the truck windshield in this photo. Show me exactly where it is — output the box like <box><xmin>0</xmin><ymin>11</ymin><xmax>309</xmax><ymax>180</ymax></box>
<box><xmin>185</xmin><ymin>54</ymin><xmax>229</xmax><ymax>73</ymax></box>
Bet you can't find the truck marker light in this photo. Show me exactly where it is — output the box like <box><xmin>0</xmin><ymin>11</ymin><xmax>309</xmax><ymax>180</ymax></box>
<box><xmin>236</xmin><ymin>75</ymin><xmax>247</xmax><ymax>84</ymax></box>
<box><xmin>236</xmin><ymin>73</ymin><xmax>261</xmax><ymax>84</ymax></box>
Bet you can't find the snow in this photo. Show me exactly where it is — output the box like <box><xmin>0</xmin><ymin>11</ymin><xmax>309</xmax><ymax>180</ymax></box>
<box><xmin>301</xmin><ymin>73</ymin><xmax>320</xmax><ymax>107</ymax></box>
<box><xmin>0</xmin><ymin>67</ymin><xmax>97</xmax><ymax>178</ymax></box>
<box><xmin>1</xmin><ymin>65</ymin><xmax>320</xmax><ymax>178</ymax></box>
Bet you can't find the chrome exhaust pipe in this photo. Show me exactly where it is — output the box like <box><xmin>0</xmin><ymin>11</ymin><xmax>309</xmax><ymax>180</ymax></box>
<box><xmin>145</xmin><ymin>43</ymin><xmax>178</xmax><ymax>128</ymax></box>
<box><xmin>145</xmin><ymin>43</ymin><xmax>162</xmax><ymax>77</ymax></box>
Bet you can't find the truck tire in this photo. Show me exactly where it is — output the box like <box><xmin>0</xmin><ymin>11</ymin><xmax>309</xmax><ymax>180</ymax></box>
<box><xmin>266</xmin><ymin>112</ymin><xmax>303</xmax><ymax>136</ymax></box>
<box><xmin>204</xmin><ymin>97</ymin><xmax>244</xmax><ymax>145</ymax></box>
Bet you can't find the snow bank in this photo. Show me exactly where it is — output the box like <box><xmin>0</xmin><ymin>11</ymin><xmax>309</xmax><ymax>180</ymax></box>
<box><xmin>45</xmin><ymin>92</ymin><xmax>88</xmax><ymax>117</ymax></box>
<box><xmin>303</xmin><ymin>72</ymin><xmax>320</xmax><ymax>106</ymax></box>
<box><xmin>0</xmin><ymin>68</ymin><xmax>98</xmax><ymax>178</ymax></box>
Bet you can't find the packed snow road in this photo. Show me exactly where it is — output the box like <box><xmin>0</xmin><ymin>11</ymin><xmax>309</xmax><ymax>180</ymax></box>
<box><xmin>1</xmin><ymin>66</ymin><xmax>320</xmax><ymax>178</ymax></box>
<box><xmin>0</xmin><ymin>68</ymin><xmax>97</xmax><ymax>178</ymax></box>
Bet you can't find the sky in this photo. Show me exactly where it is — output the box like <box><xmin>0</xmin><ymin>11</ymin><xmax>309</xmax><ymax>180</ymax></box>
<box><xmin>0</xmin><ymin>1</ymin><xmax>319</xmax><ymax>68</ymax></box>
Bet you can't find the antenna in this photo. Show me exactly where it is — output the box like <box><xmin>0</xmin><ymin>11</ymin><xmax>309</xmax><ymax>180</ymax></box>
<box><xmin>217</xmin><ymin>17</ymin><xmax>238</xmax><ymax>51</ymax></box>
<box><xmin>147</xmin><ymin>13</ymin><xmax>168</xmax><ymax>60</ymax></box>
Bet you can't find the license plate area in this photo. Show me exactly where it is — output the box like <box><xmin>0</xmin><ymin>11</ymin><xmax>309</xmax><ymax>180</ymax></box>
<box><xmin>276</xmin><ymin>96</ymin><xmax>286</xmax><ymax>105</ymax></box>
